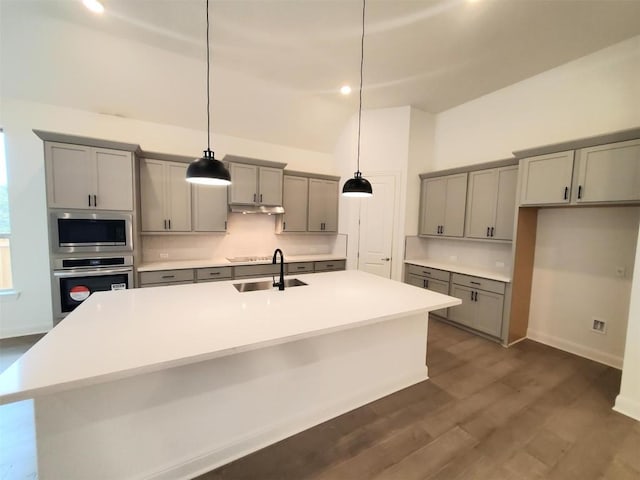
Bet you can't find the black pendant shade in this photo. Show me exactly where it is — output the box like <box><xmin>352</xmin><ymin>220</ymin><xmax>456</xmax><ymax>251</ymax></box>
<box><xmin>342</xmin><ymin>171</ymin><xmax>372</xmax><ymax>197</ymax></box>
<box><xmin>186</xmin><ymin>0</ymin><xmax>231</xmax><ymax>186</ymax></box>
<box><xmin>342</xmin><ymin>0</ymin><xmax>372</xmax><ymax>198</ymax></box>
<box><xmin>186</xmin><ymin>149</ymin><xmax>231</xmax><ymax>186</ymax></box>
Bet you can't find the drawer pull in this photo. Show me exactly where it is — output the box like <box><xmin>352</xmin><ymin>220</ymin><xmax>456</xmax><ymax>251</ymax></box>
<box><xmin>297</xmin><ymin>266</ymin><xmax>306</xmax><ymax>270</ymax></box>
<box><xmin>422</xmin><ymin>271</ymin><xmax>431</xmax><ymax>276</ymax></box>
<box><xmin>209</xmin><ymin>272</ymin><xmax>220</xmax><ymax>275</ymax></box>
<box><xmin>326</xmin><ymin>264</ymin><xmax>334</xmax><ymax>268</ymax></box>
<box><xmin>470</xmin><ymin>291</ymin><xmax>474</xmax><ymax>301</ymax></box>
<box><xmin>474</xmin><ymin>291</ymin><xmax>478</xmax><ymax>302</ymax></box>
<box><xmin>161</xmin><ymin>275</ymin><xmax>175</xmax><ymax>279</ymax></box>
<box><xmin>470</xmin><ymin>281</ymin><xmax>481</xmax><ymax>285</ymax></box>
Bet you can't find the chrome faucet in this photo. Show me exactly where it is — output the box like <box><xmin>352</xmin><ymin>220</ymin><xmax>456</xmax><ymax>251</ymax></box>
<box><xmin>272</xmin><ymin>248</ymin><xmax>285</xmax><ymax>290</ymax></box>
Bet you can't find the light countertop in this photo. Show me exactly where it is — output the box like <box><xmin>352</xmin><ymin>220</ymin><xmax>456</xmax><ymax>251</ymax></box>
<box><xmin>0</xmin><ymin>270</ymin><xmax>460</xmax><ymax>405</ymax></box>
<box><xmin>137</xmin><ymin>254</ymin><xmax>347</xmax><ymax>272</ymax></box>
<box><xmin>405</xmin><ymin>259</ymin><xmax>511</xmax><ymax>283</ymax></box>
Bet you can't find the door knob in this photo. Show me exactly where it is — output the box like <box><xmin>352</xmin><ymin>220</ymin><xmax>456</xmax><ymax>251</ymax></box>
<box><xmin>382</xmin><ymin>257</ymin><xmax>390</xmax><ymax>261</ymax></box>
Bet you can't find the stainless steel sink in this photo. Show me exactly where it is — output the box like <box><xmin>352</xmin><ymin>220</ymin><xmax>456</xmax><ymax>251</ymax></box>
<box><xmin>233</xmin><ymin>278</ymin><xmax>307</xmax><ymax>292</ymax></box>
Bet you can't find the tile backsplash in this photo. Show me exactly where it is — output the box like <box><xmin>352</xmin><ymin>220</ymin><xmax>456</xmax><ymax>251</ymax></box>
<box><xmin>405</xmin><ymin>235</ymin><xmax>513</xmax><ymax>275</ymax></box>
<box><xmin>142</xmin><ymin>213</ymin><xmax>346</xmax><ymax>262</ymax></box>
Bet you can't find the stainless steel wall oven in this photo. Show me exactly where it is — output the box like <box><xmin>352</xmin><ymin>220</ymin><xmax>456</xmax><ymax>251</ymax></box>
<box><xmin>52</xmin><ymin>256</ymin><xmax>133</xmax><ymax>321</ymax></box>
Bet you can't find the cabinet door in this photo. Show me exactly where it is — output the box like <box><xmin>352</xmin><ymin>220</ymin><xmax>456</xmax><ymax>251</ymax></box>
<box><xmin>229</xmin><ymin>163</ymin><xmax>258</xmax><ymax>204</ymax></box>
<box><xmin>308</xmin><ymin>179</ymin><xmax>333</xmax><ymax>232</ymax></box>
<box><xmin>493</xmin><ymin>166</ymin><xmax>518</xmax><ymax>240</ymax></box>
<box><xmin>420</xmin><ymin>177</ymin><xmax>446</xmax><ymax>236</ymax></box>
<box><xmin>406</xmin><ymin>273</ymin><xmax>426</xmax><ymax>289</ymax></box>
<box><xmin>322</xmin><ymin>180</ymin><xmax>339</xmax><ymax>232</ymax></box>
<box><xmin>258</xmin><ymin>167</ymin><xmax>283</xmax><ymax>205</ymax></box>
<box><xmin>93</xmin><ymin>148</ymin><xmax>133</xmax><ymax>211</ymax></box>
<box><xmin>425</xmin><ymin>277</ymin><xmax>450</xmax><ymax>318</ymax></box>
<box><xmin>166</xmin><ymin>163</ymin><xmax>191</xmax><ymax>232</ymax></box>
<box><xmin>448</xmin><ymin>284</ymin><xmax>475</xmax><ymax>328</ymax></box>
<box><xmin>574</xmin><ymin>139</ymin><xmax>640</xmax><ymax>203</ymax></box>
<box><xmin>45</xmin><ymin>142</ymin><xmax>92</xmax><ymax>209</ymax></box>
<box><xmin>140</xmin><ymin>159</ymin><xmax>167</xmax><ymax>232</ymax></box>
<box><xmin>282</xmin><ymin>176</ymin><xmax>308</xmax><ymax>232</ymax></box>
<box><xmin>465</xmin><ymin>169</ymin><xmax>497</xmax><ymax>239</ymax></box>
<box><xmin>443</xmin><ymin>173</ymin><xmax>468</xmax><ymax>237</ymax></box>
<box><xmin>520</xmin><ymin>151</ymin><xmax>574</xmax><ymax>205</ymax></box>
<box><xmin>473</xmin><ymin>290</ymin><xmax>504</xmax><ymax>338</ymax></box>
<box><xmin>193</xmin><ymin>184</ymin><xmax>227</xmax><ymax>232</ymax></box>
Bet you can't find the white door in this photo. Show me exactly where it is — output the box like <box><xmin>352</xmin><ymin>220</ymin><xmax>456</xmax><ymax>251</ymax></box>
<box><xmin>358</xmin><ymin>175</ymin><xmax>396</xmax><ymax>278</ymax></box>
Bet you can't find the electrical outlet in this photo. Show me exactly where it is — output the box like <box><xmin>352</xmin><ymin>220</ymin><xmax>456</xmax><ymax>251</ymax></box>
<box><xmin>159</xmin><ymin>253</ymin><xmax>169</xmax><ymax>259</ymax></box>
<box><xmin>591</xmin><ymin>318</ymin><xmax>607</xmax><ymax>334</ymax></box>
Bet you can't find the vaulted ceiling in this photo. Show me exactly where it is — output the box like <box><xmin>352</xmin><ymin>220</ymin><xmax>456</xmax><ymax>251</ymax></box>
<box><xmin>2</xmin><ymin>0</ymin><xmax>640</xmax><ymax>152</ymax></box>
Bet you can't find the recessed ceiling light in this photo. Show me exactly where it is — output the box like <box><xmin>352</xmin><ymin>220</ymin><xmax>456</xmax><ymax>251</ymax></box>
<box><xmin>83</xmin><ymin>0</ymin><xmax>105</xmax><ymax>14</ymax></box>
<box><xmin>340</xmin><ymin>85</ymin><xmax>352</xmax><ymax>95</ymax></box>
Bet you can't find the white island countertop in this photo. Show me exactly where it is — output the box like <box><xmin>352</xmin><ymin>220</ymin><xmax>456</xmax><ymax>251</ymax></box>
<box><xmin>137</xmin><ymin>254</ymin><xmax>347</xmax><ymax>272</ymax></box>
<box><xmin>0</xmin><ymin>270</ymin><xmax>460</xmax><ymax>405</ymax></box>
<box><xmin>405</xmin><ymin>259</ymin><xmax>511</xmax><ymax>283</ymax></box>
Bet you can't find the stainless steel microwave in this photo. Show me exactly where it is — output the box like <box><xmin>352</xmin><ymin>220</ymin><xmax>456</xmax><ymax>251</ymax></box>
<box><xmin>50</xmin><ymin>212</ymin><xmax>133</xmax><ymax>254</ymax></box>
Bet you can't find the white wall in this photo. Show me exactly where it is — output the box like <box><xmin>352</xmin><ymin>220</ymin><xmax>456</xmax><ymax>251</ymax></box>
<box><xmin>528</xmin><ymin>207</ymin><xmax>639</xmax><ymax>368</ymax></box>
<box><xmin>335</xmin><ymin>106</ymin><xmax>422</xmax><ymax>281</ymax></box>
<box><xmin>430</xmin><ymin>35</ymin><xmax>640</xmax><ymax>417</ymax></box>
<box><xmin>0</xmin><ymin>98</ymin><xmax>334</xmax><ymax>338</ymax></box>
<box><xmin>615</xmin><ymin>221</ymin><xmax>640</xmax><ymax>420</ymax></box>
<box><xmin>434</xmin><ymin>35</ymin><xmax>640</xmax><ymax>169</ymax></box>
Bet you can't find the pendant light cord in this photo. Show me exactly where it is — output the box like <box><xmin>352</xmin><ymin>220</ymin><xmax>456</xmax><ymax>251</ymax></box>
<box><xmin>206</xmin><ymin>0</ymin><xmax>211</xmax><ymax>151</ymax></box>
<box><xmin>356</xmin><ymin>0</ymin><xmax>365</xmax><ymax>173</ymax></box>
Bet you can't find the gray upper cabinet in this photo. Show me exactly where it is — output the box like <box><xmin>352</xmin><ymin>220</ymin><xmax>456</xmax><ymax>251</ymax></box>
<box><xmin>466</xmin><ymin>166</ymin><xmax>517</xmax><ymax>240</ymax></box>
<box><xmin>192</xmin><ymin>183</ymin><xmax>228</xmax><ymax>232</ymax></box>
<box><xmin>572</xmin><ymin>139</ymin><xmax>640</xmax><ymax>203</ymax></box>
<box><xmin>45</xmin><ymin>142</ymin><xmax>133</xmax><ymax>211</ymax></box>
<box><xmin>519</xmin><ymin>151</ymin><xmax>574</xmax><ymax>205</ymax></box>
<box><xmin>140</xmin><ymin>159</ymin><xmax>191</xmax><ymax>232</ymax></box>
<box><xmin>419</xmin><ymin>173</ymin><xmax>467</xmax><ymax>237</ymax></box>
<box><xmin>228</xmin><ymin>163</ymin><xmax>283</xmax><ymax>206</ymax></box>
<box><xmin>281</xmin><ymin>175</ymin><xmax>309</xmax><ymax>232</ymax></box>
<box><xmin>308</xmin><ymin>179</ymin><xmax>339</xmax><ymax>232</ymax></box>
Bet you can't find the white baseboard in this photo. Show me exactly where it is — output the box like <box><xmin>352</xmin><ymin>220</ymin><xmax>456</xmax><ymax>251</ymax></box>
<box><xmin>613</xmin><ymin>394</ymin><xmax>640</xmax><ymax>422</ymax></box>
<box><xmin>526</xmin><ymin>329</ymin><xmax>623</xmax><ymax>369</ymax></box>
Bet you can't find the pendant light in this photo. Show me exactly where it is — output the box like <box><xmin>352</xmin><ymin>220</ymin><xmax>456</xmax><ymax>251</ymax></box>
<box><xmin>186</xmin><ymin>0</ymin><xmax>231</xmax><ymax>186</ymax></box>
<box><xmin>342</xmin><ymin>0</ymin><xmax>372</xmax><ymax>198</ymax></box>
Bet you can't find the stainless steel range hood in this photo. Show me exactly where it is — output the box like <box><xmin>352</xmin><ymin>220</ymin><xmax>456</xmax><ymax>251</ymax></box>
<box><xmin>229</xmin><ymin>205</ymin><xmax>285</xmax><ymax>215</ymax></box>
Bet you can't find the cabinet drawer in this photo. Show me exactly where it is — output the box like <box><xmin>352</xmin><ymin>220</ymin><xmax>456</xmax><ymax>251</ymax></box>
<box><xmin>139</xmin><ymin>281</ymin><xmax>193</xmax><ymax>288</ymax></box>
<box><xmin>139</xmin><ymin>269</ymin><xmax>194</xmax><ymax>285</ymax></box>
<box><xmin>234</xmin><ymin>264</ymin><xmax>280</xmax><ymax>278</ymax></box>
<box><xmin>406</xmin><ymin>264</ymin><xmax>450</xmax><ymax>282</ymax></box>
<box><xmin>314</xmin><ymin>260</ymin><xmax>346</xmax><ymax>272</ymax></box>
<box><xmin>451</xmin><ymin>273</ymin><xmax>505</xmax><ymax>295</ymax></box>
<box><xmin>196</xmin><ymin>266</ymin><xmax>233</xmax><ymax>282</ymax></box>
<box><xmin>286</xmin><ymin>262</ymin><xmax>314</xmax><ymax>274</ymax></box>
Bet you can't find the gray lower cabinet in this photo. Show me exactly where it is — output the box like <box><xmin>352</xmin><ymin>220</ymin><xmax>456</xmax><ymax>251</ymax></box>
<box><xmin>314</xmin><ymin>260</ymin><xmax>346</xmax><ymax>272</ymax></box>
<box><xmin>139</xmin><ymin>269</ymin><xmax>195</xmax><ymax>287</ymax></box>
<box><xmin>448</xmin><ymin>273</ymin><xmax>505</xmax><ymax>338</ymax></box>
<box><xmin>234</xmin><ymin>264</ymin><xmax>281</xmax><ymax>278</ymax></box>
<box><xmin>404</xmin><ymin>264</ymin><xmax>450</xmax><ymax>318</ymax></box>
<box><xmin>195</xmin><ymin>267</ymin><xmax>233</xmax><ymax>282</ymax></box>
<box><xmin>286</xmin><ymin>262</ymin><xmax>314</xmax><ymax>274</ymax></box>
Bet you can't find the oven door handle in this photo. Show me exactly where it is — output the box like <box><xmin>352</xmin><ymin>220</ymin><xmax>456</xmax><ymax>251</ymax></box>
<box><xmin>54</xmin><ymin>267</ymin><xmax>133</xmax><ymax>278</ymax></box>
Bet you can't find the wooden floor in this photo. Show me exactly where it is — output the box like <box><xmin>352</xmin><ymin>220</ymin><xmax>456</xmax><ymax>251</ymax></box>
<box><xmin>198</xmin><ymin>319</ymin><xmax>640</xmax><ymax>480</ymax></box>
<box><xmin>1</xmin><ymin>322</ymin><xmax>639</xmax><ymax>480</ymax></box>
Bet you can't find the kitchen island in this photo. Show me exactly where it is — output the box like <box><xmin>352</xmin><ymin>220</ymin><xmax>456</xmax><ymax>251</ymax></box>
<box><xmin>0</xmin><ymin>270</ymin><xmax>460</xmax><ymax>480</ymax></box>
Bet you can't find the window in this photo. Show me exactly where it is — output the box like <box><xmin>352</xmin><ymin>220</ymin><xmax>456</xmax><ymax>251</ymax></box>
<box><xmin>0</xmin><ymin>129</ymin><xmax>13</xmax><ymax>290</ymax></box>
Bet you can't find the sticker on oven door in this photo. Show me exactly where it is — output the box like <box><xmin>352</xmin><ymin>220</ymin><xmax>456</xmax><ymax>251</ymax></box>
<box><xmin>69</xmin><ymin>285</ymin><xmax>90</xmax><ymax>301</ymax></box>
<box><xmin>111</xmin><ymin>283</ymin><xmax>126</xmax><ymax>291</ymax></box>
